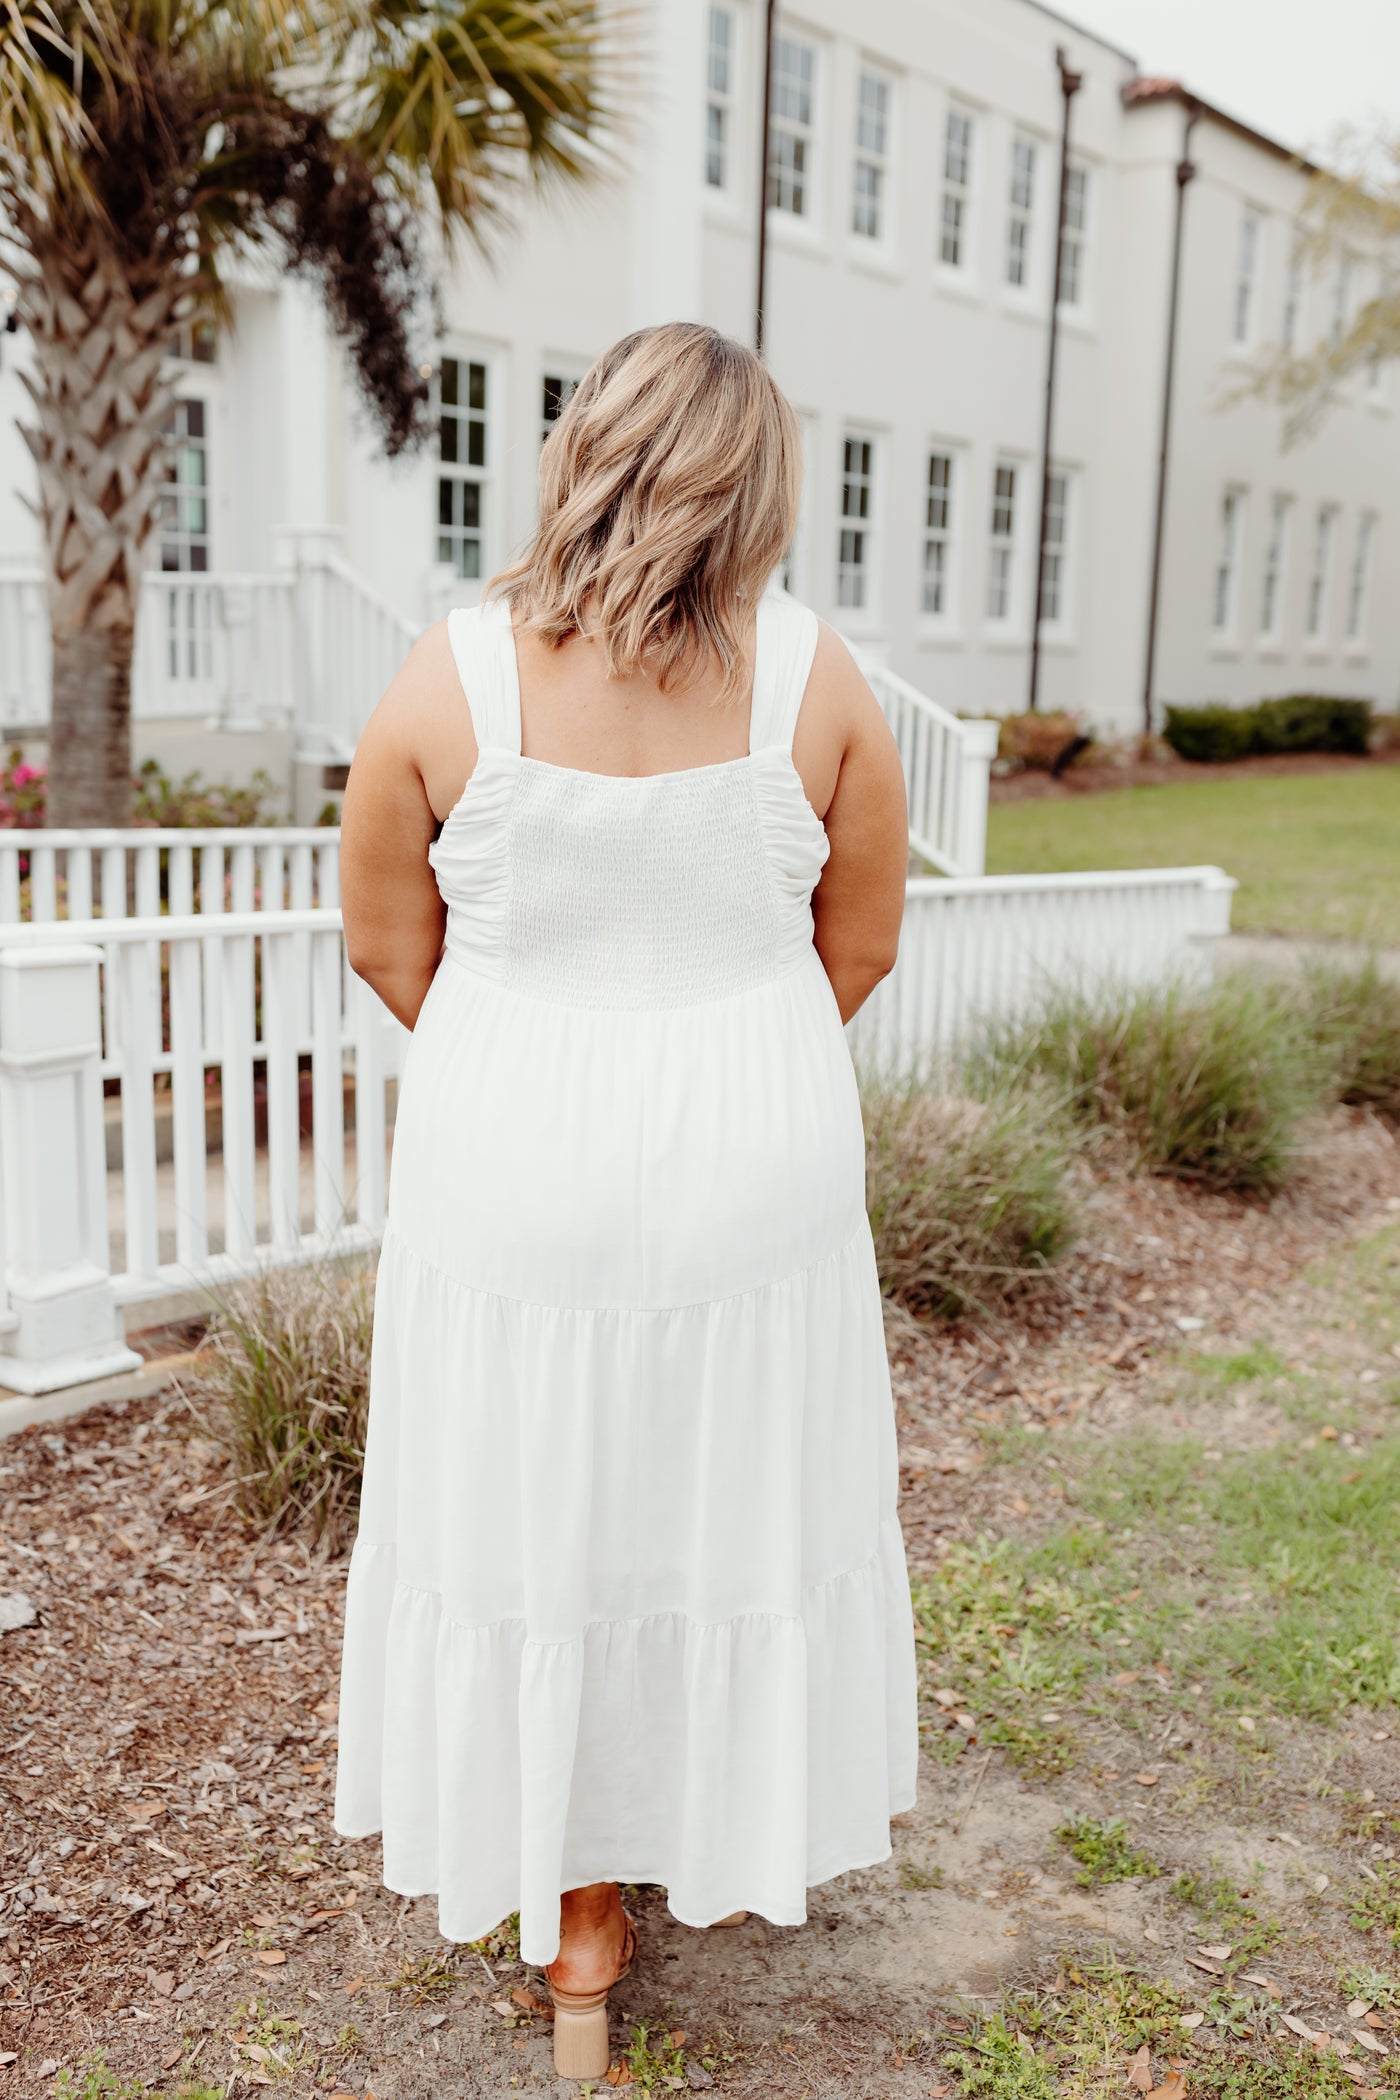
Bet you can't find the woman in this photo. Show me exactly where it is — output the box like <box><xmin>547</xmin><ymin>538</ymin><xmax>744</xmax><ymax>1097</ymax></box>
<box><xmin>334</xmin><ymin>322</ymin><xmax>917</xmax><ymax>2081</ymax></box>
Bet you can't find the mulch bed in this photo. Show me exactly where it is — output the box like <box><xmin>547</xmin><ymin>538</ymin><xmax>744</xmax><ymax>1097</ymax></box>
<box><xmin>990</xmin><ymin>748</ymin><xmax>1400</xmax><ymax>803</ymax></box>
<box><xmin>1</xmin><ymin>1107</ymin><xmax>1398</xmax><ymax>2094</ymax></box>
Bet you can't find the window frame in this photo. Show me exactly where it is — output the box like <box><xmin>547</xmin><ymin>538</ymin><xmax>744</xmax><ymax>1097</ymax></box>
<box><xmin>434</xmin><ymin>347</ymin><xmax>499</xmax><ymax>589</ymax></box>
<box><xmin>1005</xmin><ymin>131</ymin><xmax>1038</xmax><ymax>293</ymax></box>
<box><xmin>919</xmin><ymin>444</ymin><xmax>961</xmax><ymax>630</ymax></box>
<box><xmin>539</xmin><ymin>363</ymin><xmax>588</xmax><ymax>447</ymax></box>
<box><xmin>1281</xmin><ymin>235</ymin><xmax>1305</xmax><ymax>352</ymax></box>
<box><xmin>1304</xmin><ymin>502</ymin><xmax>1338</xmax><ymax>646</ymax></box>
<box><xmin>836</xmin><ymin>428</ymin><xmax>879</xmax><ymax>618</ymax></box>
<box><xmin>768</xmin><ymin>31</ymin><xmax>819</xmax><ymax>223</ymax></box>
<box><xmin>1038</xmin><ymin>465</ymin><xmax>1076</xmax><ymax>636</ymax></box>
<box><xmin>851</xmin><ymin>62</ymin><xmax>894</xmax><ymax>249</ymax></box>
<box><xmin>1233</xmin><ymin>207</ymin><xmax>1262</xmax><ymax>347</ymax></box>
<box><xmin>984</xmin><ymin>456</ymin><xmax>1020</xmax><ymax>629</ymax></box>
<box><xmin>939</xmin><ymin>101</ymin><xmax>976</xmax><ymax>275</ymax></box>
<box><xmin>1210</xmin><ymin>486</ymin><xmax>1246</xmax><ymax>641</ymax></box>
<box><xmin>704</xmin><ymin>3</ymin><xmax>738</xmax><ymax>197</ymax></box>
<box><xmin>1057</xmin><ymin>158</ymin><xmax>1091</xmax><ymax>313</ymax></box>
<box><xmin>1344</xmin><ymin>510</ymin><xmax>1378</xmax><ymax>650</ymax></box>
<box><xmin>1258</xmin><ymin>492</ymin><xmax>1292</xmax><ymax>647</ymax></box>
<box><xmin>158</xmin><ymin>395</ymin><xmax>212</xmax><ymax>575</ymax></box>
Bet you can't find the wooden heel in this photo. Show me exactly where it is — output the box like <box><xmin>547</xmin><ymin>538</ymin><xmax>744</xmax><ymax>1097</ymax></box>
<box><xmin>713</xmin><ymin>1910</ymin><xmax>749</xmax><ymax>1927</ymax></box>
<box><xmin>552</xmin><ymin>1996</ymin><xmax>611</xmax><ymax>2079</ymax></box>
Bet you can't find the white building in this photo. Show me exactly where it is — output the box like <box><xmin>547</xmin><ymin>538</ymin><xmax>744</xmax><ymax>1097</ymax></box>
<box><xmin>0</xmin><ymin>0</ymin><xmax>1394</xmax><ymax>814</ymax></box>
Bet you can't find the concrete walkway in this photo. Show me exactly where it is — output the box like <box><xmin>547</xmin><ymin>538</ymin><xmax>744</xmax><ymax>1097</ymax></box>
<box><xmin>1220</xmin><ymin>932</ymin><xmax>1400</xmax><ymax>982</ymax></box>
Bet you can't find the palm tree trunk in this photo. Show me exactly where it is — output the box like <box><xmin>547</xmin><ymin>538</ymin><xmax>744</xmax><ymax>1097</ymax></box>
<box><xmin>13</xmin><ymin>230</ymin><xmax>181</xmax><ymax>827</ymax></box>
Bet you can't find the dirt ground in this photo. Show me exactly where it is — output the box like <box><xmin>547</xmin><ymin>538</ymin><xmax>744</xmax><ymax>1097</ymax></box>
<box><xmin>3</xmin><ymin>1110</ymin><xmax>1400</xmax><ymax>2099</ymax></box>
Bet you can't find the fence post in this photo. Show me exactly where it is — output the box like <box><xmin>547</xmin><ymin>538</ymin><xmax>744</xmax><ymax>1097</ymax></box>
<box><xmin>0</xmin><ymin>943</ymin><xmax>141</xmax><ymax>1394</ymax></box>
<box><xmin>955</xmin><ymin>719</ymin><xmax>1000</xmax><ymax>876</ymax></box>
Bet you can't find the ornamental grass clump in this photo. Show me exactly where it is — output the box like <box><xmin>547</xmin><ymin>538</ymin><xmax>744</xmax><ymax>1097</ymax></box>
<box><xmin>864</xmin><ymin>1080</ymin><xmax>1078</xmax><ymax>1322</ymax></box>
<box><xmin>973</xmin><ymin>975</ymin><xmax>1320</xmax><ymax>1197</ymax></box>
<box><xmin>1301</xmin><ymin>959</ymin><xmax>1400</xmax><ymax>1125</ymax></box>
<box><xmin>180</xmin><ymin>1258</ymin><xmax>374</xmax><ymax>1549</ymax></box>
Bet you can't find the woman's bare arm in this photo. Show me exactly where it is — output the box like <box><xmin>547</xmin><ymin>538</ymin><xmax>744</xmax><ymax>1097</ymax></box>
<box><xmin>799</xmin><ymin>628</ymin><xmax>909</xmax><ymax>1024</ymax></box>
<box><xmin>339</xmin><ymin>625</ymin><xmax>474</xmax><ymax>1030</ymax></box>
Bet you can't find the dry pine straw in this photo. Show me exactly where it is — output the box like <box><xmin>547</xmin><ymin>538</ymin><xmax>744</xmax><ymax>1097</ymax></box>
<box><xmin>0</xmin><ymin>1106</ymin><xmax>1396</xmax><ymax>2094</ymax></box>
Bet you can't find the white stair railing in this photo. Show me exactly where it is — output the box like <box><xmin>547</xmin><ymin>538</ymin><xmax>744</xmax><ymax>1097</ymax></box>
<box><xmin>854</xmin><ymin>656</ymin><xmax>1000</xmax><ymax>876</ymax></box>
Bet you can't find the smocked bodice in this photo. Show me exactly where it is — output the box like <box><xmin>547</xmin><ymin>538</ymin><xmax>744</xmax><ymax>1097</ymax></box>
<box><xmin>428</xmin><ymin>597</ymin><xmax>830</xmax><ymax>1012</ymax></box>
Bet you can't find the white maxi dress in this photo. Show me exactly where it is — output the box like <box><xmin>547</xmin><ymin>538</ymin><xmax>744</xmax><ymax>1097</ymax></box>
<box><xmin>334</xmin><ymin>592</ymin><xmax>918</xmax><ymax>1965</ymax></box>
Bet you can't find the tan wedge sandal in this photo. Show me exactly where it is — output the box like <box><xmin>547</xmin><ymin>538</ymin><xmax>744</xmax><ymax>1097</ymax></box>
<box><xmin>548</xmin><ymin>1911</ymin><xmax>638</xmax><ymax>2081</ymax></box>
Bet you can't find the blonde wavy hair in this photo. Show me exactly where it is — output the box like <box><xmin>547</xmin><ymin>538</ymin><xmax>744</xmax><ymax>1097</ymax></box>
<box><xmin>490</xmin><ymin>323</ymin><xmax>802</xmax><ymax>702</ymax></box>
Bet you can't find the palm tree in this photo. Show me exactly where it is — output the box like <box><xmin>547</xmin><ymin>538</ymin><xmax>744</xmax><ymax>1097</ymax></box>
<box><xmin>0</xmin><ymin>0</ymin><xmax>608</xmax><ymax>825</ymax></box>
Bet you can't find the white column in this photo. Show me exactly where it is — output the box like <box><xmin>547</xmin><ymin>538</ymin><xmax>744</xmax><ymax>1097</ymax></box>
<box><xmin>0</xmin><ymin>945</ymin><xmax>140</xmax><ymax>1394</ymax></box>
<box><xmin>955</xmin><ymin>719</ymin><xmax>1000</xmax><ymax>877</ymax></box>
<box><xmin>627</xmin><ymin>0</ymin><xmax>706</xmax><ymax>328</ymax></box>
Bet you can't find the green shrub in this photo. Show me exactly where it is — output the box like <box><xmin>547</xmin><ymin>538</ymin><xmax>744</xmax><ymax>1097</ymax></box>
<box><xmin>1163</xmin><ymin>696</ymin><xmax>1373</xmax><ymax>763</ymax></box>
<box><xmin>863</xmin><ymin>1081</ymin><xmax>1078</xmax><ymax>1321</ymax></box>
<box><xmin>180</xmin><ymin>1257</ymin><xmax>373</xmax><ymax>1546</ymax></box>
<box><xmin>1163</xmin><ymin>702</ymin><xmax>1257</xmax><ymax>764</ymax></box>
<box><xmin>132</xmin><ymin>755</ymin><xmax>282</xmax><ymax>826</ymax></box>
<box><xmin>997</xmin><ymin>711</ymin><xmax>1088</xmax><ymax>773</ymax></box>
<box><xmin>1302</xmin><ymin>959</ymin><xmax>1400</xmax><ymax>1123</ymax></box>
<box><xmin>1253</xmin><ymin>694</ymin><xmax>1372</xmax><ymax>756</ymax></box>
<box><xmin>973</xmin><ymin>977</ymin><xmax>1320</xmax><ymax>1196</ymax></box>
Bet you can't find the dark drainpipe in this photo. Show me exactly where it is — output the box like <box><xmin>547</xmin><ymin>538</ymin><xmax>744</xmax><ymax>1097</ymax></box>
<box><xmin>1141</xmin><ymin>101</ymin><xmax>1200</xmax><ymax>738</ymax></box>
<box><xmin>1027</xmin><ymin>46</ymin><xmax>1084</xmax><ymax>716</ymax></box>
<box><xmin>754</xmin><ymin>0</ymin><xmax>778</xmax><ymax>356</ymax></box>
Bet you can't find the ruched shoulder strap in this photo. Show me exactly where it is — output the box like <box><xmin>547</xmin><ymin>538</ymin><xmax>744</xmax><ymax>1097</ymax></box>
<box><xmin>446</xmin><ymin>597</ymin><xmax>523</xmax><ymax>755</ymax></box>
<box><xmin>748</xmin><ymin>593</ymin><xmax>820</xmax><ymax>755</ymax></box>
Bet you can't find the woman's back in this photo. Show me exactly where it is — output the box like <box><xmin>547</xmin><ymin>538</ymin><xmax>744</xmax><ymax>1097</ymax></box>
<box><xmin>334</xmin><ymin>323</ymin><xmax>918</xmax><ymax>2019</ymax></box>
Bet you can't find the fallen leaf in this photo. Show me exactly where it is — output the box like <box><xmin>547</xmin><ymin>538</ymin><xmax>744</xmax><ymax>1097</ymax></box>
<box><xmin>1321</xmin><ymin>1425</ymin><xmax>1339</xmax><ymax>1440</ymax></box>
<box><xmin>338</xmin><ymin>1974</ymin><xmax>366</xmax><ymax>1995</ymax></box>
<box><xmin>954</xmin><ymin>1712</ymin><xmax>977</xmax><ymax>1732</ymax></box>
<box><xmin>0</xmin><ymin>2055</ymin><xmax>16</xmax><ymax>2068</ymax></box>
<box><xmin>1197</xmin><ymin>1944</ymin><xmax>1232</xmax><ymax>1960</ymax></box>
<box><xmin>1128</xmin><ymin>2042</ymin><xmax>1153</xmax><ymax>2091</ymax></box>
<box><xmin>1349</xmin><ymin>2001</ymin><xmax>1372</xmax><ymax>2021</ymax></box>
<box><xmin>1352</xmin><ymin>2032</ymin><xmax>1389</xmax><ymax>2056</ymax></box>
<box><xmin>37</xmin><ymin>2064</ymin><xmax>59</xmax><ymax>2081</ymax></box>
<box><xmin>160</xmin><ymin>2052</ymin><xmax>182</xmax><ymax>2072</ymax></box>
<box><xmin>1283</xmin><ymin>2015</ymin><xmax>1323</xmax><ymax>2041</ymax></box>
<box><xmin>1185</xmin><ymin>1957</ymin><xmax>1222</xmax><ymax>1976</ymax></box>
<box><xmin>511</xmin><ymin>1986</ymin><xmax>545</xmax><ymax>2014</ymax></box>
<box><xmin>196</xmin><ymin>1938</ymin><xmax>232</xmax><ymax>1963</ymax></box>
<box><xmin>1133</xmin><ymin>1772</ymin><xmax>1159</xmax><ymax>1787</ymax></box>
<box><xmin>933</xmin><ymin>1688</ymin><xmax>959</xmax><ymax>1709</ymax></box>
<box><xmin>254</xmin><ymin>1950</ymin><xmax>287</xmax><ymax>1966</ymax></box>
<box><xmin>1179</xmin><ymin>2013</ymin><xmax>1205</xmax><ymax>2031</ymax></box>
<box><xmin>668</xmin><ymin>2030</ymin><xmax>686</xmax><ymax>2047</ymax></box>
<box><xmin>1241</xmin><ymin>1974</ymin><xmax>1280</xmax><ymax>1998</ymax></box>
<box><xmin>1146</xmin><ymin>2077</ymin><xmax>1186</xmax><ymax>2100</ymax></box>
<box><xmin>1115</xmin><ymin>1671</ymin><xmax>1141</xmax><ymax>1686</ymax></box>
<box><xmin>1315</xmin><ymin>1874</ymin><xmax>1331</xmax><ymax>1894</ymax></box>
<box><xmin>250</xmin><ymin>1912</ymin><xmax>279</xmax><ymax>1928</ymax></box>
<box><xmin>605</xmin><ymin>2065</ymin><xmax>633</xmax><ymax>2087</ymax></box>
<box><xmin>1365</xmin><ymin>2013</ymin><xmax>1386</xmax><ymax>2030</ymax></box>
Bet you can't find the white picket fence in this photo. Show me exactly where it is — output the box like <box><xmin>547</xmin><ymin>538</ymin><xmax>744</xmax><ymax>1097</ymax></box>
<box><xmin>846</xmin><ymin>865</ymin><xmax>1237</xmax><ymax>1077</ymax></box>
<box><xmin>0</xmin><ymin>856</ymin><xmax>1235</xmax><ymax>1398</ymax></box>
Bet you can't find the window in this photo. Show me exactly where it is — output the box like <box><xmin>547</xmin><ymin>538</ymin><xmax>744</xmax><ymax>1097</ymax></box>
<box><xmin>1211</xmin><ymin>487</ymin><xmax>1245</xmax><ymax>636</ymax></box>
<box><xmin>159</xmin><ymin>398</ymin><xmax>209</xmax><ymax>572</ymax></box>
<box><xmin>1304</xmin><ymin>505</ymin><xmax>1336</xmax><ymax>642</ymax></box>
<box><xmin>768</xmin><ymin>36</ymin><xmax>816</xmax><ymax>218</ymax></box>
<box><xmin>541</xmin><ymin>370</ymin><xmax>581</xmax><ymax>443</ymax></box>
<box><xmin>1259</xmin><ymin>494</ymin><xmax>1291</xmax><ymax>642</ymax></box>
<box><xmin>705</xmin><ymin>6</ymin><xmax>734</xmax><ymax>190</ymax></box>
<box><xmin>1040</xmin><ymin>470</ymin><xmax>1072</xmax><ymax>626</ymax></box>
<box><xmin>1331</xmin><ymin>254</ymin><xmax>1353</xmax><ymax>350</ymax></box>
<box><xmin>1233</xmin><ymin>209</ymin><xmax>1261</xmax><ymax>344</ymax></box>
<box><xmin>985</xmin><ymin>461</ymin><xmax>1017</xmax><ymax>622</ymax></box>
<box><xmin>921</xmin><ymin>450</ymin><xmax>956</xmax><ymax>617</ymax></box>
<box><xmin>1058</xmin><ymin>161</ymin><xmax>1089</xmax><ymax>308</ymax></box>
<box><xmin>1345</xmin><ymin>512</ymin><xmax>1377</xmax><ymax>645</ymax></box>
<box><xmin>852</xmin><ymin>68</ymin><xmax>890</xmax><ymax>241</ymax></box>
<box><xmin>837</xmin><ymin>434</ymin><xmax>874</xmax><ymax>609</ymax></box>
<box><xmin>167</xmin><ymin>319</ymin><xmax>216</xmax><ymax>365</ymax></box>
<box><xmin>437</xmin><ymin>355</ymin><xmax>489</xmax><ymax>579</ymax></box>
<box><xmin>1282</xmin><ymin>236</ymin><xmax>1304</xmax><ymax>351</ymax></box>
<box><xmin>1005</xmin><ymin>135</ymin><xmax>1036</xmax><ymax>288</ymax></box>
<box><xmin>940</xmin><ymin>106</ymin><xmax>973</xmax><ymax>268</ymax></box>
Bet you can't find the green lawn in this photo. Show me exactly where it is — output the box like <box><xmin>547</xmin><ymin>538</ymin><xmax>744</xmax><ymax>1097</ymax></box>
<box><xmin>985</xmin><ymin>768</ymin><xmax>1400</xmax><ymax>943</ymax></box>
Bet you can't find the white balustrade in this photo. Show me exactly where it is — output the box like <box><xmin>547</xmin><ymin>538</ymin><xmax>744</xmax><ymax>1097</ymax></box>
<box><xmin>846</xmin><ymin>865</ymin><xmax>1237</xmax><ymax>1079</ymax></box>
<box><xmin>0</xmin><ymin>908</ymin><xmax>402</xmax><ymax>1394</ymax></box>
<box><xmin>857</xmin><ymin>658</ymin><xmax>1000</xmax><ymax>876</ymax></box>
